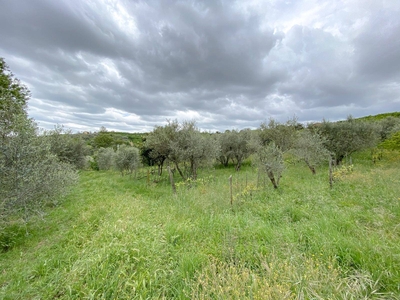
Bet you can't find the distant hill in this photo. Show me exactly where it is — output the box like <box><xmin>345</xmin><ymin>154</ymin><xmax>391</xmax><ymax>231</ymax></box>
<box><xmin>109</xmin><ymin>131</ymin><xmax>145</xmax><ymax>146</ymax></box>
<box><xmin>72</xmin><ymin>112</ymin><xmax>400</xmax><ymax>148</ymax></box>
<box><xmin>356</xmin><ymin>112</ymin><xmax>400</xmax><ymax>122</ymax></box>
<box><xmin>355</xmin><ymin>112</ymin><xmax>400</xmax><ymax>151</ymax></box>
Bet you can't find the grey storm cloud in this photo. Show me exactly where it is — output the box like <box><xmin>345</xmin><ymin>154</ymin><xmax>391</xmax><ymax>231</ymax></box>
<box><xmin>0</xmin><ymin>0</ymin><xmax>399</xmax><ymax>132</ymax></box>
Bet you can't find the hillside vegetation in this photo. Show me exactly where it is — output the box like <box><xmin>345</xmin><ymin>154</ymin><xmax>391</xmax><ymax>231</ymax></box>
<box><xmin>356</xmin><ymin>112</ymin><xmax>400</xmax><ymax>122</ymax></box>
<box><xmin>78</xmin><ymin>130</ymin><xmax>145</xmax><ymax>149</ymax></box>
<box><xmin>1</xmin><ymin>150</ymin><xmax>400</xmax><ymax>299</ymax></box>
<box><xmin>2</xmin><ymin>58</ymin><xmax>400</xmax><ymax>298</ymax></box>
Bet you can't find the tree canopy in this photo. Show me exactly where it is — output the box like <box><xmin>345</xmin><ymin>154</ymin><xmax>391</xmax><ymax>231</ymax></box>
<box><xmin>317</xmin><ymin>117</ymin><xmax>379</xmax><ymax>164</ymax></box>
<box><xmin>0</xmin><ymin>58</ymin><xmax>77</xmax><ymax>224</ymax></box>
<box><xmin>0</xmin><ymin>58</ymin><xmax>30</xmax><ymax>139</ymax></box>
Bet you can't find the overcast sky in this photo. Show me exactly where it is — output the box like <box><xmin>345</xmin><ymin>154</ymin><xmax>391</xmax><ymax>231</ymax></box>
<box><xmin>1</xmin><ymin>0</ymin><xmax>399</xmax><ymax>132</ymax></box>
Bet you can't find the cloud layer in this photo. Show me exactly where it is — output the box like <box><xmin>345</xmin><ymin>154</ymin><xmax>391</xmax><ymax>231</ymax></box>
<box><xmin>1</xmin><ymin>0</ymin><xmax>399</xmax><ymax>132</ymax></box>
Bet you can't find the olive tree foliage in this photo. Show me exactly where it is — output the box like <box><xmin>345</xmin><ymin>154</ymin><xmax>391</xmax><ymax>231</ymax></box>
<box><xmin>0</xmin><ymin>58</ymin><xmax>30</xmax><ymax>139</ymax></box>
<box><xmin>376</xmin><ymin>117</ymin><xmax>400</xmax><ymax>141</ymax></box>
<box><xmin>145</xmin><ymin>120</ymin><xmax>218</xmax><ymax>180</ymax></box>
<box><xmin>317</xmin><ymin>116</ymin><xmax>379</xmax><ymax>164</ymax></box>
<box><xmin>97</xmin><ymin>147</ymin><xmax>115</xmax><ymax>170</ymax></box>
<box><xmin>114</xmin><ymin>145</ymin><xmax>141</xmax><ymax>175</ymax></box>
<box><xmin>215</xmin><ymin>129</ymin><xmax>253</xmax><ymax>170</ymax></box>
<box><xmin>259</xmin><ymin>117</ymin><xmax>299</xmax><ymax>152</ymax></box>
<box><xmin>215</xmin><ymin>130</ymin><xmax>235</xmax><ymax>167</ymax></box>
<box><xmin>253</xmin><ymin>141</ymin><xmax>284</xmax><ymax>189</ymax></box>
<box><xmin>144</xmin><ymin>120</ymin><xmax>179</xmax><ymax>175</ymax></box>
<box><xmin>291</xmin><ymin>130</ymin><xmax>331</xmax><ymax>175</ymax></box>
<box><xmin>169</xmin><ymin>121</ymin><xmax>218</xmax><ymax>180</ymax></box>
<box><xmin>228</xmin><ymin>129</ymin><xmax>253</xmax><ymax>171</ymax></box>
<box><xmin>0</xmin><ymin>58</ymin><xmax>77</xmax><ymax>223</ymax></box>
<box><xmin>250</xmin><ymin>118</ymin><xmax>299</xmax><ymax>188</ymax></box>
<box><xmin>1</xmin><ymin>122</ymin><xmax>77</xmax><ymax>221</ymax></box>
<box><xmin>45</xmin><ymin>125</ymin><xmax>89</xmax><ymax>169</ymax></box>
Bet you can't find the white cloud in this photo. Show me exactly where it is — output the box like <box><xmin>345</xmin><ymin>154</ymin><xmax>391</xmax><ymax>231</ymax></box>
<box><xmin>1</xmin><ymin>0</ymin><xmax>399</xmax><ymax>132</ymax></box>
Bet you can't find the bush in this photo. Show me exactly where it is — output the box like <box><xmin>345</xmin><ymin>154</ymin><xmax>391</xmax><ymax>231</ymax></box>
<box><xmin>46</xmin><ymin>125</ymin><xmax>89</xmax><ymax>169</ymax></box>
<box><xmin>332</xmin><ymin>164</ymin><xmax>354</xmax><ymax>182</ymax></box>
<box><xmin>318</xmin><ymin>117</ymin><xmax>379</xmax><ymax>164</ymax></box>
<box><xmin>0</xmin><ymin>118</ymin><xmax>77</xmax><ymax>224</ymax></box>
<box><xmin>0</xmin><ymin>58</ymin><xmax>78</xmax><ymax>226</ymax></box>
<box><xmin>93</xmin><ymin>131</ymin><xmax>114</xmax><ymax>148</ymax></box>
<box><xmin>378</xmin><ymin>131</ymin><xmax>400</xmax><ymax>151</ymax></box>
<box><xmin>114</xmin><ymin>145</ymin><xmax>141</xmax><ymax>175</ymax></box>
<box><xmin>97</xmin><ymin>147</ymin><xmax>115</xmax><ymax>170</ymax></box>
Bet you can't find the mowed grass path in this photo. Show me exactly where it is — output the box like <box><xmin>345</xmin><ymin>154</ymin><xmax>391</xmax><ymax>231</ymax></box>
<box><xmin>1</xmin><ymin>152</ymin><xmax>400</xmax><ymax>299</ymax></box>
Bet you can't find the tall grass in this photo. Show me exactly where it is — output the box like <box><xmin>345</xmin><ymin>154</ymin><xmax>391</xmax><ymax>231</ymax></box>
<box><xmin>1</xmin><ymin>151</ymin><xmax>399</xmax><ymax>299</ymax></box>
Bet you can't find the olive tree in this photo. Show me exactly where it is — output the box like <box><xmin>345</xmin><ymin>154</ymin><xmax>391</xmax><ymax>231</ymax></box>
<box><xmin>0</xmin><ymin>58</ymin><xmax>30</xmax><ymax>140</ymax></box>
<box><xmin>144</xmin><ymin>120</ymin><xmax>179</xmax><ymax>175</ymax></box>
<box><xmin>259</xmin><ymin>117</ymin><xmax>298</xmax><ymax>152</ymax></box>
<box><xmin>169</xmin><ymin>121</ymin><xmax>218</xmax><ymax>180</ymax></box>
<box><xmin>215</xmin><ymin>129</ymin><xmax>255</xmax><ymax>170</ymax></box>
<box><xmin>215</xmin><ymin>130</ymin><xmax>235</xmax><ymax>167</ymax></box>
<box><xmin>228</xmin><ymin>129</ymin><xmax>253</xmax><ymax>171</ymax></box>
<box><xmin>114</xmin><ymin>145</ymin><xmax>141</xmax><ymax>176</ymax></box>
<box><xmin>1</xmin><ymin>120</ymin><xmax>77</xmax><ymax>221</ymax></box>
<box><xmin>377</xmin><ymin>117</ymin><xmax>400</xmax><ymax>141</ymax></box>
<box><xmin>253</xmin><ymin>141</ymin><xmax>284</xmax><ymax>189</ymax></box>
<box><xmin>46</xmin><ymin>125</ymin><xmax>89</xmax><ymax>169</ymax></box>
<box><xmin>1</xmin><ymin>58</ymin><xmax>77</xmax><ymax>223</ymax></box>
<box><xmin>291</xmin><ymin>129</ymin><xmax>331</xmax><ymax>175</ymax></box>
<box><xmin>318</xmin><ymin>117</ymin><xmax>379</xmax><ymax>164</ymax></box>
<box><xmin>97</xmin><ymin>147</ymin><xmax>115</xmax><ymax>170</ymax></box>
<box><xmin>146</xmin><ymin>120</ymin><xmax>218</xmax><ymax>180</ymax></box>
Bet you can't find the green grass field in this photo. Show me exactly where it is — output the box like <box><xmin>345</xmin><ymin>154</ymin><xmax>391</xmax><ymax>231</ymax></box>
<box><xmin>1</xmin><ymin>151</ymin><xmax>400</xmax><ymax>299</ymax></box>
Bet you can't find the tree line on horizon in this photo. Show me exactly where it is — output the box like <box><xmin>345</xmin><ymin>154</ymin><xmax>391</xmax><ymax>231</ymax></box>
<box><xmin>1</xmin><ymin>56</ymin><xmax>400</xmax><ymax>231</ymax></box>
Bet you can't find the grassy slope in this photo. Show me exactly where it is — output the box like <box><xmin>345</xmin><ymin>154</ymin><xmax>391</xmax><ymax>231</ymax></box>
<box><xmin>1</xmin><ymin>152</ymin><xmax>400</xmax><ymax>299</ymax></box>
<box><xmin>356</xmin><ymin>112</ymin><xmax>400</xmax><ymax>122</ymax></box>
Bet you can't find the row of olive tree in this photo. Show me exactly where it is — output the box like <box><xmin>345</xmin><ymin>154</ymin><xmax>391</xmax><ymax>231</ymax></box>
<box><xmin>0</xmin><ymin>58</ymin><xmax>78</xmax><ymax>224</ymax></box>
<box><xmin>213</xmin><ymin>118</ymin><xmax>301</xmax><ymax>188</ymax></box>
<box><xmin>143</xmin><ymin>115</ymin><xmax>396</xmax><ymax>189</ymax></box>
<box><xmin>214</xmin><ymin>115</ymin><xmax>389</xmax><ymax>188</ymax></box>
<box><xmin>215</xmin><ymin>129</ymin><xmax>253</xmax><ymax>171</ymax></box>
<box><xmin>96</xmin><ymin>145</ymin><xmax>141</xmax><ymax>175</ymax></box>
<box><xmin>314</xmin><ymin>116</ymin><xmax>380</xmax><ymax>165</ymax></box>
<box><xmin>144</xmin><ymin>120</ymin><xmax>218</xmax><ymax>180</ymax></box>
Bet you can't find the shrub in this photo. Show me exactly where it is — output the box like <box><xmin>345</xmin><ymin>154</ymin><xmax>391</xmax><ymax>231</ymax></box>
<box><xmin>46</xmin><ymin>125</ymin><xmax>89</xmax><ymax>169</ymax></box>
<box><xmin>114</xmin><ymin>145</ymin><xmax>141</xmax><ymax>175</ymax></box>
<box><xmin>0</xmin><ymin>58</ymin><xmax>77</xmax><ymax>225</ymax></box>
<box><xmin>0</xmin><ymin>118</ymin><xmax>77</xmax><ymax>224</ymax></box>
<box><xmin>378</xmin><ymin>131</ymin><xmax>400</xmax><ymax>151</ymax></box>
<box><xmin>332</xmin><ymin>164</ymin><xmax>354</xmax><ymax>182</ymax></box>
<box><xmin>318</xmin><ymin>117</ymin><xmax>379</xmax><ymax>164</ymax></box>
<box><xmin>97</xmin><ymin>147</ymin><xmax>115</xmax><ymax>170</ymax></box>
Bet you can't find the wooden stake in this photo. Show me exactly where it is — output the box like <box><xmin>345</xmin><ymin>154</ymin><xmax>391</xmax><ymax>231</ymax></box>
<box><xmin>229</xmin><ymin>175</ymin><xmax>233</xmax><ymax>207</ymax></box>
<box><xmin>329</xmin><ymin>159</ymin><xmax>333</xmax><ymax>189</ymax></box>
<box><xmin>168</xmin><ymin>166</ymin><xmax>176</xmax><ymax>195</ymax></box>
